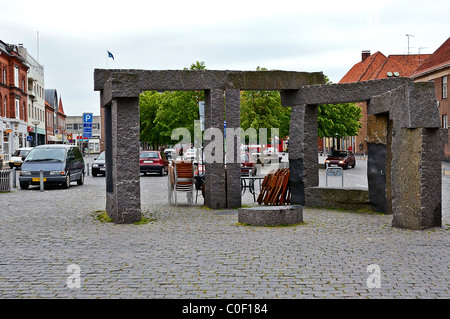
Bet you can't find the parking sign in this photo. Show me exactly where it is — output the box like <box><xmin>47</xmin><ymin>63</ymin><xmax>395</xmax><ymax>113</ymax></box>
<box><xmin>83</xmin><ymin>113</ymin><xmax>93</xmax><ymax>123</ymax></box>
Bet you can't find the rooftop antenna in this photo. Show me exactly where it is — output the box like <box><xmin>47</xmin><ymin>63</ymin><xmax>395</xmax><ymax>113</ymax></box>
<box><xmin>418</xmin><ymin>46</ymin><xmax>428</xmax><ymax>63</ymax></box>
<box><xmin>406</xmin><ymin>34</ymin><xmax>414</xmax><ymax>55</ymax></box>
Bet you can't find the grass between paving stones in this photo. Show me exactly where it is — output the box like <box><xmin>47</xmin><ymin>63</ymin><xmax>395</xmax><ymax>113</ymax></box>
<box><xmin>236</xmin><ymin>221</ymin><xmax>306</xmax><ymax>228</ymax></box>
<box><xmin>93</xmin><ymin>209</ymin><xmax>156</xmax><ymax>225</ymax></box>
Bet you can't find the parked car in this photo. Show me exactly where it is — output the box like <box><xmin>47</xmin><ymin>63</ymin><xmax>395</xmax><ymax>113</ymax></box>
<box><xmin>18</xmin><ymin>144</ymin><xmax>85</xmax><ymax>189</ymax></box>
<box><xmin>139</xmin><ymin>151</ymin><xmax>169</xmax><ymax>175</ymax></box>
<box><xmin>92</xmin><ymin>151</ymin><xmax>106</xmax><ymax>177</ymax></box>
<box><xmin>240</xmin><ymin>152</ymin><xmax>257</xmax><ymax>176</ymax></box>
<box><xmin>325</xmin><ymin>150</ymin><xmax>356</xmax><ymax>169</ymax></box>
<box><xmin>9</xmin><ymin>147</ymin><xmax>33</xmax><ymax>169</ymax></box>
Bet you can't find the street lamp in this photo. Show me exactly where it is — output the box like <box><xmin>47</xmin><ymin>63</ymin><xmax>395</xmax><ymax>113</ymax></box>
<box><xmin>32</xmin><ymin>120</ymin><xmax>40</xmax><ymax>147</ymax></box>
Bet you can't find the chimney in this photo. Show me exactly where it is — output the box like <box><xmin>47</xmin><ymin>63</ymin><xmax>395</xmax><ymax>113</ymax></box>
<box><xmin>362</xmin><ymin>50</ymin><xmax>371</xmax><ymax>62</ymax></box>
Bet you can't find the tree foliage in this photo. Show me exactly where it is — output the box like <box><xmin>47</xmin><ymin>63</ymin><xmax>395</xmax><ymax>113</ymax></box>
<box><xmin>318</xmin><ymin>103</ymin><xmax>362</xmax><ymax>138</ymax></box>
<box><xmin>240</xmin><ymin>67</ymin><xmax>291</xmax><ymax>140</ymax></box>
<box><xmin>139</xmin><ymin>62</ymin><xmax>204</xmax><ymax>149</ymax></box>
<box><xmin>317</xmin><ymin>76</ymin><xmax>362</xmax><ymax>138</ymax></box>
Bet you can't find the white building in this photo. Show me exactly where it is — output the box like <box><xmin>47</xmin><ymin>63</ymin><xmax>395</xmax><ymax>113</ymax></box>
<box><xmin>18</xmin><ymin>46</ymin><xmax>45</xmax><ymax>146</ymax></box>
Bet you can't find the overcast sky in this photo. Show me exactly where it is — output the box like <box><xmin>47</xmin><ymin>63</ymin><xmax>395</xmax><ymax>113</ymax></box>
<box><xmin>1</xmin><ymin>0</ymin><xmax>449</xmax><ymax>116</ymax></box>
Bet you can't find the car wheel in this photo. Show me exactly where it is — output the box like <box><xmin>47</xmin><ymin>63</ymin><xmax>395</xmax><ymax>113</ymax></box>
<box><xmin>77</xmin><ymin>171</ymin><xmax>84</xmax><ymax>185</ymax></box>
<box><xmin>20</xmin><ymin>182</ymin><xmax>29</xmax><ymax>190</ymax></box>
<box><xmin>160</xmin><ymin>167</ymin><xmax>164</xmax><ymax>176</ymax></box>
<box><xmin>63</xmin><ymin>174</ymin><xmax>70</xmax><ymax>189</ymax></box>
<box><xmin>352</xmin><ymin>162</ymin><xmax>356</xmax><ymax>168</ymax></box>
<box><xmin>92</xmin><ymin>171</ymin><xmax>97</xmax><ymax>177</ymax></box>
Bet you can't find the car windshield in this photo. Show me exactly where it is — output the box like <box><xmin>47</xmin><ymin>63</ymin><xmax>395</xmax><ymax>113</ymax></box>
<box><xmin>25</xmin><ymin>148</ymin><xmax>65</xmax><ymax>162</ymax></box>
<box><xmin>140</xmin><ymin>152</ymin><xmax>158</xmax><ymax>159</ymax></box>
<box><xmin>12</xmin><ymin>149</ymin><xmax>30</xmax><ymax>157</ymax></box>
<box><xmin>97</xmin><ymin>152</ymin><xmax>105</xmax><ymax>160</ymax></box>
<box><xmin>330</xmin><ymin>151</ymin><xmax>348</xmax><ymax>157</ymax></box>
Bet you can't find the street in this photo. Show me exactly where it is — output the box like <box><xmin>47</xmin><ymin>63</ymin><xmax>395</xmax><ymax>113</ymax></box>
<box><xmin>0</xmin><ymin>154</ymin><xmax>449</xmax><ymax>299</ymax></box>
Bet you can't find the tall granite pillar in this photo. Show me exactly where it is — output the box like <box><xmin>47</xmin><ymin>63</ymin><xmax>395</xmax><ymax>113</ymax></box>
<box><xmin>204</xmin><ymin>89</ymin><xmax>227</xmax><ymax>209</ymax></box>
<box><xmin>106</xmin><ymin>97</ymin><xmax>142</xmax><ymax>224</ymax></box>
<box><xmin>288</xmin><ymin>104</ymin><xmax>306</xmax><ymax>205</ymax></box>
<box><xmin>366</xmin><ymin>114</ymin><xmax>389</xmax><ymax>213</ymax></box>
<box><xmin>304</xmin><ymin>105</ymin><xmax>319</xmax><ymax>189</ymax></box>
<box><xmin>225</xmin><ymin>89</ymin><xmax>241</xmax><ymax>208</ymax></box>
<box><xmin>369</xmin><ymin>81</ymin><xmax>443</xmax><ymax>229</ymax></box>
<box><xmin>390</xmin><ymin>127</ymin><xmax>442</xmax><ymax>229</ymax></box>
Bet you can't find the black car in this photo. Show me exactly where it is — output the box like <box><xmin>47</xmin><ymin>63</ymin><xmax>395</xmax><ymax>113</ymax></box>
<box><xmin>19</xmin><ymin>144</ymin><xmax>85</xmax><ymax>189</ymax></box>
<box><xmin>92</xmin><ymin>151</ymin><xmax>105</xmax><ymax>177</ymax></box>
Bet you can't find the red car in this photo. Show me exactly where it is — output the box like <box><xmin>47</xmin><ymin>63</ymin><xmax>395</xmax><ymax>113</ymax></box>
<box><xmin>240</xmin><ymin>152</ymin><xmax>257</xmax><ymax>176</ymax></box>
<box><xmin>139</xmin><ymin>151</ymin><xmax>169</xmax><ymax>175</ymax></box>
<box><xmin>325</xmin><ymin>150</ymin><xmax>356</xmax><ymax>169</ymax></box>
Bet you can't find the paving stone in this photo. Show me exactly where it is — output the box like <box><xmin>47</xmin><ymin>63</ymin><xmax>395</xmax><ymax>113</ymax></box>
<box><xmin>0</xmin><ymin>160</ymin><xmax>449</xmax><ymax>298</ymax></box>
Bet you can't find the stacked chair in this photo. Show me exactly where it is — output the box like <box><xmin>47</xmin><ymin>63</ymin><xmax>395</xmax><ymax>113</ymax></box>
<box><xmin>257</xmin><ymin>168</ymin><xmax>290</xmax><ymax>205</ymax></box>
<box><xmin>168</xmin><ymin>161</ymin><xmax>195</xmax><ymax>206</ymax></box>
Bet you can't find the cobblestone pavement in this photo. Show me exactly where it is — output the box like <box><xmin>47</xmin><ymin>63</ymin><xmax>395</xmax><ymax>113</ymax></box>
<box><xmin>0</xmin><ymin>158</ymin><xmax>449</xmax><ymax>299</ymax></box>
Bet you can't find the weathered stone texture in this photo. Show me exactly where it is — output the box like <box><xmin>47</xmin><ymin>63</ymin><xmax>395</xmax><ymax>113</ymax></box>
<box><xmin>204</xmin><ymin>89</ymin><xmax>226</xmax><ymax>209</ymax></box>
<box><xmin>107</xmin><ymin>97</ymin><xmax>141</xmax><ymax>224</ymax></box>
<box><xmin>238</xmin><ymin>205</ymin><xmax>303</xmax><ymax>226</ymax></box>
<box><xmin>391</xmin><ymin>128</ymin><xmax>443</xmax><ymax>229</ymax></box>
<box><xmin>94</xmin><ymin>69</ymin><xmax>443</xmax><ymax>230</ymax></box>
<box><xmin>225</xmin><ymin>89</ymin><xmax>241</xmax><ymax>209</ymax></box>
<box><xmin>305</xmin><ymin>187</ymin><xmax>371</xmax><ymax>211</ymax></box>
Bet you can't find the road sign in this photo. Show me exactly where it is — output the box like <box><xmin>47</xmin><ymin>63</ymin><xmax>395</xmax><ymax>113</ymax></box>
<box><xmin>83</xmin><ymin>113</ymin><xmax>93</xmax><ymax>123</ymax></box>
<box><xmin>325</xmin><ymin>167</ymin><xmax>344</xmax><ymax>187</ymax></box>
<box><xmin>27</xmin><ymin>136</ymin><xmax>33</xmax><ymax>142</ymax></box>
<box><xmin>82</xmin><ymin>113</ymin><xmax>94</xmax><ymax>142</ymax></box>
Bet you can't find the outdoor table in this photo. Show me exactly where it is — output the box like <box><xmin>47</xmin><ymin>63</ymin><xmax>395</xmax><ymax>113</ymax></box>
<box><xmin>240</xmin><ymin>175</ymin><xmax>265</xmax><ymax>202</ymax></box>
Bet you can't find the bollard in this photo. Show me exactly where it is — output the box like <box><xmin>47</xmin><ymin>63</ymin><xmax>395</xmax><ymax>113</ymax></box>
<box><xmin>12</xmin><ymin>167</ymin><xmax>17</xmax><ymax>188</ymax></box>
<box><xmin>86</xmin><ymin>163</ymin><xmax>90</xmax><ymax>176</ymax></box>
<box><xmin>40</xmin><ymin>169</ymin><xmax>44</xmax><ymax>192</ymax></box>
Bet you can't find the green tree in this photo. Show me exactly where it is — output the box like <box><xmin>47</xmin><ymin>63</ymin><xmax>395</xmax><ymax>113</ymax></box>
<box><xmin>240</xmin><ymin>67</ymin><xmax>291</xmax><ymax>142</ymax></box>
<box><xmin>317</xmin><ymin>76</ymin><xmax>362</xmax><ymax>146</ymax></box>
<box><xmin>139</xmin><ymin>91</ymin><xmax>166</xmax><ymax>149</ymax></box>
<box><xmin>139</xmin><ymin>61</ymin><xmax>206</xmax><ymax>148</ymax></box>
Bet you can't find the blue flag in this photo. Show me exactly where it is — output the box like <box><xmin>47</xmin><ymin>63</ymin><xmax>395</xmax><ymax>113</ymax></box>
<box><xmin>107</xmin><ymin>50</ymin><xmax>114</xmax><ymax>60</ymax></box>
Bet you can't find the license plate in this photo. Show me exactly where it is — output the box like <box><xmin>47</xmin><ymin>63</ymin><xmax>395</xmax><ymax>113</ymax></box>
<box><xmin>14</xmin><ymin>163</ymin><xmax>21</xmax><ymax>165</ymax></box>
<box><xmin>32</xmin><ymin>178</ymin><xmax>47</xmax><ymax>182</ymax></box>
<box><xmin>100</xmin><ymin>168</ymin><xmax>105</xmax><ymax>171</ymax></box>
<box><xmin>144</xmin><ymin>160</ymin><xmax>153</xmax><ymax>163</ymax></box>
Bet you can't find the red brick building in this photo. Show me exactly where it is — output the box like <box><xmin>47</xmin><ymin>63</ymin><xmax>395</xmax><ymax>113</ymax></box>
<box><xmin>0</xmin><ymin>40</ymin><xmax>29</xmax><ymax>162</ymax></box>
<box><xmin>56</xmin><ymin>97</ymin><xmax>67</xmax><ymax>143</ymax></box>
<box><xmin>411</xmin><ymin>37</ymin><xmax>450</xmax><ymax>161</ymax></box>
<box><xmin>45</xmin><ymin>101</ymin><xmax>55</xmax><ymax>144</ymax></box>
<box><xmin>339</xmin><ymin>51</ymin><xmax>431</xmax><ymax>155</ymax></box>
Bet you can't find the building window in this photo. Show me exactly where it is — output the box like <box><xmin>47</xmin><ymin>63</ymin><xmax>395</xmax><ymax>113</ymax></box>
<box><xmin>443</xmin><ymin>76</ymin><xmax>447</xmax><ymax>99</ymax></box>
<box><xmin>14</xmin><ymin>65</ymin><xmax>19</xmax><ymax>87</ymax></box>
<box><xmin>15</xmin><ymin>98</ymin><xmax>20</xmax><ymax>119</ymax></box>
<box><xmin>443</xmin><ymin>114</ymin><xmax>448</xmax><ymax>129</ymax></box>
<box><xmin>2</xmin><ymin>68</ymin><xmax>6</xmax><ymax>83</ymax></box>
